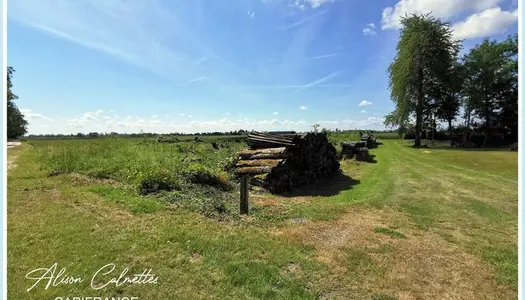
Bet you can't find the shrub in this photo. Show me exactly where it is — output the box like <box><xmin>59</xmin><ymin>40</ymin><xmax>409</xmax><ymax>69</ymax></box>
<box><xmin>509</xmin><ymin>142</ymin><xmax>518</xmax><ymax>151</ymax></box>
<box><xmin>139</xmin><ymin>171</ymin><xmax>183</xmax><ymax>195</ymax></box>
<box><xmin>87</xmin><ymin>169</ymin><xmax>114</xmax><ymax>180</ymax></box>
<box><xmin>185</xmin><ymin>163</ymin><xmax>234</xmax><ymax>191</ymax></box>
<box><xmin>222</xmin><ymin>155</ymin><xmax>239</xmax><ymax>172</ymax></box>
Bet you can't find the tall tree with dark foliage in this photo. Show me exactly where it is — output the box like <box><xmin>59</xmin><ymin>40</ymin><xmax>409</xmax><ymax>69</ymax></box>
<box><xmin>7</xmin><ymin>67</ymin><xmax>28</xmax><ymax>139</ymax></box>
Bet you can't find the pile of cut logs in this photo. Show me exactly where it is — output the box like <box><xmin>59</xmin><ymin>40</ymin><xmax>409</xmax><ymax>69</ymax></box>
<box><xmin>233</xmin><ymin>131</ymin><xmax>340</xmax><ymax>193</ymax></box>
<box><xmin>341</xmin><ymin>141</ymin><xmax>371</xmax><ymax>162</ymax></box>
<box><xmin>360</xmin><ymin>134</ymin><xmax>378</xmax><ymax>149</ymax></box>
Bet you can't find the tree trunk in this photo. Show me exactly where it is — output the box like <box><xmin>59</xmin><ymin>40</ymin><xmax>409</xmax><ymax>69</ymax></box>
<box><xmin>483</xmin><ymin>113</ymin><xmax>490</xmax><ymax>148</ymax></box>
<box><xmin>431</xmin><ymin>113</ymin><xmax>436</xmax><ymax>146</ymax></box>
<box><xmin>414</xmin><ymin>67</ymin><xmax>424</xmax><ymax>147</ymax></box>
<box><xmin>462</xmin><ymin>105</ymin><xmax>471</xmax><ymax>148</ymax></box>
<box><xmin>448</xmin><ymin>118</ymin><xmax>453</xmax><ymax>147</ymax></box>
<box><xmin>482</xmin><ymin>92</ymin><xmax>490</xmax><ymax>148</ymax></box>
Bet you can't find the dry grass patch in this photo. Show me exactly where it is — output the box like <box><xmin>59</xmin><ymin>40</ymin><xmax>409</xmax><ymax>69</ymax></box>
<box><xmin>273</xmin><ymin>206</ymin><xmax>514</xmax><ymax>299</ymax></box>
<box><xmin>273</xmin><ymin>208</ymin><xmax>390</xmax><ymax>263</ymax></box>
<box><xmin>381</xmin><ymin>227</ymin><xmax>513</xmax><ymax>300</ymax></box>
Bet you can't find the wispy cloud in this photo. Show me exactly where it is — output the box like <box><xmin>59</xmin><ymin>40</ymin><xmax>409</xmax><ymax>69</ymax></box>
<box><xmin>300</xmin><ymin>106</ymin><xmax>307</xmax><ymax>110</ymax></box>
<box><xmin>195</xmin><ymin>56</ymin><xmax>212</xmax><ymax>65</ymax></box>
<box><xmin>363</xmin><ymin>28</ymin><xmax>377</xmax><ymax>36</ymax></box>
<box><xmin>363</xmin><ymin>23</ymin><xmax>377</xmax><ymax>36</ymax></box>
<box><xmin>308</xmin><ymin>52</ymin><xmax>339</xmax><ymax>60</ymax></box>
<box><xmin>188</xmin><ymin>76</ymin><xmax>209</xmax><ymax>83</ymax></box>
<box><xmin>247</xmin><ymin>10</ymin><xmax>255</xmax><ymax>19</ymax></box>
<box><xmin>8</xmin><ymin>0</ymin><xmax>253</xmax><ymax>96</ymax></box>
<box><xmin>287</xmin><ymin>0</ymin><xmax>336</xmax><ymax>9</ymax></box>
<box><xmin>279</xmin><ymin>9</ymin><xmax>328</xmax><ymax>30</ymax></box>
<box><xmin>273</xmin><ymin>112</ymin><xmax>279</xmax><ymax>115</ymax></box>
<box><xmin>20</xmin><ymin>109</ymin><xmax>54</xmax><ymax>121</ymax></box>
<box><xmin>359</xmin><ymin>100</ymin><xmax>372</xmax><ymax>106</ymax></box>
<box><xmin>289</xmin><ymin>71</ymin><xmax>341</xmax><ymax>95</ymax></box>
<box><xmin>9</xmin><ymin>0</ymin><xmax>353</xmax><ymax>108</ymax></box>
<box><xmin>233</xmin><ymin>83</ymin><xmax>354</xmax><ymax>89</ymax></box>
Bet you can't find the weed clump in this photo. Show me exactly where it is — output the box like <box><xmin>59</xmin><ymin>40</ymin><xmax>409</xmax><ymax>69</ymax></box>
<box><xmin>374</xmin><ymin>227</ymin><xmax>407</xmax><ymax>239</ymax></box>
<box><xmin>185</xmin><ymin>163</ymin><xmax>234</xmax><ymax>191</ymax></box>
<box><xmin>139</xmin><ymin>171</ymin><xmax>183</xmax><ymax>195</ymax></box>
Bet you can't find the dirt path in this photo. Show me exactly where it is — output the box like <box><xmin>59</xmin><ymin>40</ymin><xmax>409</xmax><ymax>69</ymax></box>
<box><xmin>7</xmin><ymin>142</ymin><xmax>23</xmax><ymax>172</ymax></box>
<box><xmin>7</xmin><ymin>141</ymin><xmax>22</xmax><ymax>149</ymax></box>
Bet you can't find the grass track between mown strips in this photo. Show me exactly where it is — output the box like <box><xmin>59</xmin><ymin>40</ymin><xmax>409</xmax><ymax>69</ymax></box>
<box><xmin>7</xmin><ymin>139</ymin><xmax>517</xmax><ymax>299</ymax></box>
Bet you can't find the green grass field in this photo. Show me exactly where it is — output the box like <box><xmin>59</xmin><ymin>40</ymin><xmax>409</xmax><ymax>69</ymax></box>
<box><xmin>7</xmin><ymin>138</ymin><xmax>517</xmax><ymax>299</ymax></box>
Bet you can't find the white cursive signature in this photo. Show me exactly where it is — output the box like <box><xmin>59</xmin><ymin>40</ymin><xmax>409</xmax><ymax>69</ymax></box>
<box><xmin>26</xmin><ymin>263</ymin><xmax>83</xmax><ymax>292</ymax></box>
<box><xmin>25</xmin><ymin>263</ymin><xmax>159</xmax><ymax>292</ymax></box>
<box><xmin>90</xmin><ymin>263</ymin><xmax>158</xmax><ymax>290</ymax></box>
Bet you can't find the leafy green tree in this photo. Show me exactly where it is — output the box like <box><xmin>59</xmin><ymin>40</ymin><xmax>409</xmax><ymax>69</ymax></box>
<box><xmin>7</xmin><ymin>67</ymin><xmax>28</xmax><ymax>139</ymax></box>
<box><xmin>461</xmin><ymin>34</ymin><xmax>518</xmax><ymax>147</ymax></box>
<box><xmin>434</xmin><ymin>61</ymin><xmax>463</xmax><ymax>145</ymax></box>
<box><xmin>386</xmin><ymin>14</ymin><xmax>460</xmax><ymax>146</ymax></box>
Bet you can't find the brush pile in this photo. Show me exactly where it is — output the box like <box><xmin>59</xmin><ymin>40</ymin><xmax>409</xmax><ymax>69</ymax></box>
<box><xmin>233</xmin><ymin>131</ymin><xmax>340</xmax><ymax>193</ymax></box>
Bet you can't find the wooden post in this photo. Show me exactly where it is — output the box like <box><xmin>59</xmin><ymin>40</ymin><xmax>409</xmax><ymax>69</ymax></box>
<box><xmin>240</xmin><ymin>175</ymin><xmax>249</xmax><ymax>215</ymax></box>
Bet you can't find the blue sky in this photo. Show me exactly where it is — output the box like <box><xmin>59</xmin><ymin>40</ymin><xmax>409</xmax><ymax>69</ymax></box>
<box><xmin>7</xmin><ymin>0</ymin><xmax>519</xmax><ymax>134</ymax></box>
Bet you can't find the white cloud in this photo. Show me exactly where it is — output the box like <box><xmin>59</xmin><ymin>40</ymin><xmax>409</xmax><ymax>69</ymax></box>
<box><xmin>225</xmin><ymin>112</ymin><xmax>231</xmax><ymax>116</ymax></box>
<box><xmin>247</xmin><ymin>10</ymin><xmax>255</xmax><ymax>18</ymax></box>
<box><xmin>452</xmin><ymin>7</ymin><xmax>518</xmax><ymax>40</ymax></box>
<box><xmin>79</xmin><ymin>110</ymin><xmax>106</xmax><ymax>121</ymax></box>
<box><xmin>359</xmin><ymin>100</ymin><xmax>372</xmax><ymax>106</ymax></box>
<box><xmin>360</xmin><ymin>110</ymin><xmax>367</xmax><ymax>113</ymax></box>
<box><xmin>363</xmin><ymin>23</ymin><xmax>377</xmax><ymax>36</ymax></box>
<box><xmin>152</xmin><ymin>115</ymin><xmax>159</xmax><ymax>119</ymax></box>
<box><xmin>24</xmin><ymin>112</ymin><xmax>387</xmax><ymax>135</ymax></box>
<box><xmin>273</xmin><ymin>112</ymin><xmax>279</xmax><ymax>115</ymax></box>
<box><xmin>179</xmin><ymin>113</ymin><xmax>185</xmax><ymax>117</ymax></box>
<box><xmin>300</xmin><ymin>106</ymin><xmax>307</xmax><ymax>110</ymax></box>
<box><xmin>381</xmin><ymin>0</ymin><xmax>504</xmax><ymax>30</ymax></box>
<box><xmin>19</xmin><ymin>109</ymin><xmax>54</xmax><ymax>121</ymax></box>
<box><xmin>363</xmin><ymin>28</ymin><xmax>377</xmax><ymax>36</ymax></box>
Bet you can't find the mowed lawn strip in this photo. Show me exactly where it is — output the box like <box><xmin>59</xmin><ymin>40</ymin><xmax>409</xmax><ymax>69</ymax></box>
<box><xmin>7</xmin><ymin>139</ymin><xmax>518</xmax><ymax>299</ymax></box>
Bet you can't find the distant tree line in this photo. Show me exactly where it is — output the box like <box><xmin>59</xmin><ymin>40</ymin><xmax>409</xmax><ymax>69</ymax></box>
<box><xmin>23</xmin><ymin>129</ymin><xmax>397</xmax><ymax>140</ymax></box>
<box><xmin>24</xmin><ymin>130</ymin><xmax>251</xmax><ymax>139</ymax></box>
<box><xmin>385</xmin><ymin>13</ymin><xmax>518</xmax><ymax>148</ymax></box>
